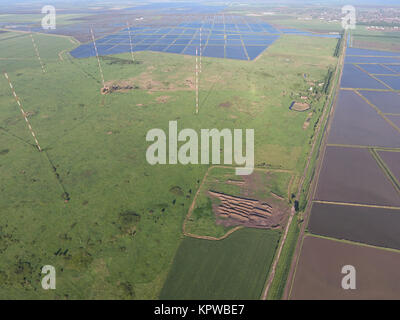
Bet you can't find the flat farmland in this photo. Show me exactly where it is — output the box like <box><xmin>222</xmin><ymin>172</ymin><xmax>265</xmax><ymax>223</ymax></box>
<box><xmin>378</xmin><ymin>150</ymin><xmax>400</xmax><ymax>184</ymax></box>
<box><xmin>346</xmin><ymin>48</ymin><xmax>400</xmax><ymax>57</ymax></box>
<box><xmin>388</xmin><ymin>115</ymin><xmax>400</xmax><ymax>129</ymax></box>
<box><xmin>357</xmin><ymin>63</ymin><xmax>396</xmax><ymax>75</ymax></box>
<box><xmin>340</xmin><ymin>64</ymin><xmax>387</xmax><ymax>89</ymax></box>
<box><xmin>315</xmin><ymin>146</ymin><xmax>400</xmax><ymax>206</ymax></box>
<box><xmin>308</xmin><ymin>202</ymin><xmax>400</xmax><ymax>250</ymax></box>
<box><xmin>327</xmin><ymin>90</ymin><xmax>400</xmax><ymax>148</ymax></box>
<box><xmin>290</xmin><ymin>236</ymin><xmax>400</xmax><ymax>300</ymax></box>
<box><xmin>375</xmin><ymin>75</ymin><xmax>400</xmax><ymax>90</ymax></box>
<box><xmin>160</xmin><ymin>228</ymin><xmax>280</xmax><ymax>300</ymax></box>
<box><xmin>344</xmin><ymin>56</ymin><xmax>400</xmax><ymax>64</ymax></box>
<box><xmin>387</xmin><ymin>65</ymin><xmax>400</xmax><ymax>73</ymax></box>
<box><xmin>288</xmin><ymin>45</ymin><xmax>400</xmax><ymax>300</ymax></box>
<box><xmin>358</xmin><ymin>90</ymin><xmax>400</xmax><ymax>114</ymax></box>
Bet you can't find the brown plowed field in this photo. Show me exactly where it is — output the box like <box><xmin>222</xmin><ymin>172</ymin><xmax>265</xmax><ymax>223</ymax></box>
<box><xmin>378</xmin><ymin>150</ymin><xmax>400</xmax><ymax>184</ymax></box>
<box><xmin>327</xmin><ymin>90</ymin><xmax>400</xmax><ymax>148</ymax></box>
<box><xmin>290</xmin><ymin>236</ymin><xmax>400</xmax><ymax>300</ymax></box>
<box><xmin>315</xmin><ymin>146</ymin><xmax>400</xmax><ymax>207</ymax></box>
<box><xmin>358</xmin><ymin>90</ymin><xmax>400</xmax><ymax>114</ymax></box>
<box><xmin>388</xmin><ymin>115</ymin><xmax>400</xmax><ymax>130</ymax></box>
<box><xmin>309</xmin><ymin>202</ymin><xmax>400</xmax><ymax>250</ymax></box>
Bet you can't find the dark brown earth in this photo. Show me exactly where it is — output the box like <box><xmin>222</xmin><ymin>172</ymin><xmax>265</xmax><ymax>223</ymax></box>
<box><xmin>358</xmin><ymin>90</ymin><xmax>400</xmax><ymax>114</ymax></box>
<box><xmin>219</xmin><ymin>101</ymin><xmax>232</xmax><ymax>108</ymax></box>
<box><xmin>290</xmin><ymin>236</ymin><xmax>400</xmax><ymax>300</ymax></box>
<box><xmin>315</xmin><ymin>146</ymin><xmax>400</xmax><ymax>207</ymax></box>
<box><xmin>388</xmin><ymin>115</ymin><xmax>400</xmax><ymax>130</ymax></box>
<box><xmin>327</xmin><ymin>90</ymin><xmax>400</xmax><ymax>148</ymax></box>
<box><xmin>378</xmin><ymin>150</ymin><xmax>400</xmax><ymax>183</ymax></box>
<box><xmin>309</xmin><ymin>202</ymin><xmax>400</xmax><ymax>250</ymax></box>
<box><xmin>209</xmin><ymin>190</ymin><xmax>284</xmax><ymax>229</ymax></box>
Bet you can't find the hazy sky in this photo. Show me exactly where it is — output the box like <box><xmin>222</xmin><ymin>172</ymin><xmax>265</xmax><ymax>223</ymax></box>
<box><xmin>4</xmin><ymin>0</ymin><xmax>400</xmax><ymax>7</ymax></box>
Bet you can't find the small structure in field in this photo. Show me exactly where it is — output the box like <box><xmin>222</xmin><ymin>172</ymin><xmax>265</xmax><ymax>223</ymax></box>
<box><xmin>289</xmin><ymin>101</ymin><xmax>311</xmax><ymax>112</ymax></box>
<box><xmin>101</xmin><ymin>86</ymin><xmax>110</xmax><ymax>95</ymax></box>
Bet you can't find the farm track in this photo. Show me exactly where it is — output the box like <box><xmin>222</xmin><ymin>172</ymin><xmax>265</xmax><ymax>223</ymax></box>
<box><xmin>58</xmin><ymin>50</ymin><xmax>66</xmax><ymax>61</ymax></box>
<box><xmin>275</xmin><ymin>32</ymin><xmax>348</xmax><ymax>300</ymax></box>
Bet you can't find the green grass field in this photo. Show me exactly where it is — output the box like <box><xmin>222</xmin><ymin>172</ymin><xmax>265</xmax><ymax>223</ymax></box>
<box><xmin>0</xmin><ymin>29</ymin><xmax>338</xmax><ymax>299</ymax></box>
<box><xmin>159</xmin><ymin>228</ymin><xmax>281</xmax><ymax>299</ymax></box>
<box><xmin>0</xmin><ymin>14</ymin><xmax>93</xmax><ymax>25</ymax></box>
<box><xmin>351</xmin><ymin>27</ymin><xmax>400</xmax><ymax>51</ymax></box>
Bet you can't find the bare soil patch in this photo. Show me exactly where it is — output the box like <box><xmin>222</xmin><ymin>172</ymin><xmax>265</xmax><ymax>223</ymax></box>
<box><xmin>291</xmin><ymin>236</ymin><xmax>400</xmax><ymax>299</ymax></box>
<box><xmin>205</xmin><ymin>170</ymin><xmax>290</xmax><ymax>231</ymax></box>
<box><xmin>219</xmin><ymin>101</ymin><xmax>232</xmax><ymax>108</ymax></box>
<box><xmin>378</xmin><ymin>150</ymin><xmax>400</xmax><ymax>184</ymax></box>
<box><xmin>156</xmin><ymin>95</ymin><xmax>172</xmax><ymax>104</ymax></box>
<box><xmin>105</xmin><ymin>71</ymin><xmax>195</xmax><ymax>94</ymax></box>
<box><xmin>309</xmin><ymin>202</ymin><xmax>400</xmax><ymax>250</ymax></box>
<box><xmin>292</xmin><ymin>102</ymin><xmax>310</xmax><ymax>112</ymax></box>
<box><xmin>328</xmin><ymin>90</ymin><xmax>400</xmax><ymax>148</ymax></box>
<box><xmin>209</xmin><ymin>190</ymin><xmax>283</xmax><ymax>229</ymax></box>
<box><xmin>315</xmin><ymin>146</ymin><xmax>400</xmax><ymax>207</ymax></box>
<box><xmin>303</xmin><ymin>112</ymin><xmax>313</xmax><ymax>130</ymax></box>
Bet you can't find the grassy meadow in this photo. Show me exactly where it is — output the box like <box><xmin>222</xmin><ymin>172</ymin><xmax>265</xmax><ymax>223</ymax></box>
<box><xmin>159</xmin><ymin>228</ymin><xmax>281</xmax><ymax>300</ymax></box>
<box><xmin>0</xmin><ymin>30</ymin><xmax>338</xmax><ymax>299</ymax></box>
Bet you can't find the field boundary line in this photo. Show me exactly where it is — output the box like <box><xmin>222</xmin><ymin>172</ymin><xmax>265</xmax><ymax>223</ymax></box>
<box><xmin>370</xmin><ymin>74</ymin><xmax>400</xmax><ymax>77</ymax></box>
<box><xmin>313</xmin><ymin>200</ymin><xmax>400</xmax><ymax>210</ymax></box>
<box><xmin>353</xmin><ymin>63</ymin><xmax>394</xmax><ymax>90</ymax></box>
<box><xmin>370</xmin><ymin>149</ymin><xmax>400</xmax><ymax>193</ymax></box>
<box><xmin>347</xmin><ymin>62</ymin><xmax>400</xmax><ymax>65</ymax></box>
<box><xmin>355</xmin><ymin>90</ymin><xmax>400</xmax><ymax>135</ymax></box>
<box><xmin>58</xmin><ymin>50</ymin><xmax>66</xmax><ymax>61</ymax></box>
<box><xmin>306</xmin><ymin>233</ymin><xmax>400</xmax><ymax>254</ymax></box>
<box><xmin>383</xmin><ymin>64</ymin><xmax>399</xmax><ymax>73</ymax></box>
<box><xmin>184</xmin><ymin>226</ymin><xmax>244</xmax><ymax>241</ymax></box>
<box><xmin>375</xmin><ymin>148</ymin><xmax>400</xmax><ymax>153</ymax></box>
<box><xmin>287</xmin><ymin>175</ymin><xmax>295</xmax><ymax>201</ymax></box>
<box><xmin>183</xmin><ymin>165</ymin><xmax>213</xmax><ymax>239</ymax></box>
<box><xmin>327</xmin><ymin>143</ymin><xmax>400</xmax><ymax>150</ymax></box>
<box><xmin>348</xmin><ymin>54</ymin><xmax>400</xmax><ymax>58</ymax></box>
<box><xmin>340</xmin><ymin>87</ymin><xmax>397</xmax><ymax>92</ymax></box>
